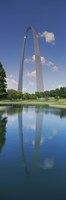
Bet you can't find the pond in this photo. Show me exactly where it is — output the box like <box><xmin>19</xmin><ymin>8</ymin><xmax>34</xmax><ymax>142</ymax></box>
<box><xmin>0</xmin><ymin>106</ymin><xmax>66</xmax><ymax>200</ymax></box>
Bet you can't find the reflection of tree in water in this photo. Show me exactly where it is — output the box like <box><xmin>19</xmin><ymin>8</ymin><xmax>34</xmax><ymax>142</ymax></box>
<box><xmin>7</xmin><ymin>107</ymin><xmax>23</xmax><ymax>115</ymax></box>
<box><xmin>42</xmin><ymin>107</ymin><xmax>66</xmax><ymax>118</ymax></box>
<box><xmin>0</xmin><ymin>116</ymin><xmax>7</xmax><ymax>151</ymax></box>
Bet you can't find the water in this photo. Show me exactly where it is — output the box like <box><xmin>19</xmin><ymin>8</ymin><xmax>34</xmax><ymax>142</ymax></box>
<box><xmin>0</xmin><ymin>106</ymin><xmax>66</xmax><ymax>200</ymax></box>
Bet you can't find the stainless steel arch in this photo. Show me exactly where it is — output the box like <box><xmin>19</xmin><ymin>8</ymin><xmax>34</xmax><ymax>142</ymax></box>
<box><xmin>18</xmin><ymin>26</ymin><xmax>44</xmax><ymax>92</ymax></box>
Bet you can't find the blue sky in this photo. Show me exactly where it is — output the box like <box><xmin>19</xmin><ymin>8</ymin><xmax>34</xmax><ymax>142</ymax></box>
<box><xmin>0</xmin><ymin>0</ymin><xmax>66</xmax><ymax>93</ymax></box>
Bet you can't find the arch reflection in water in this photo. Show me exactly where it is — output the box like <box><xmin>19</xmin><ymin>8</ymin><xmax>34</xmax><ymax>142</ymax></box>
<box><xmin>18</xmin><ymin>108</ymin><xmax>43</xmax><ymax>175</ymax></box>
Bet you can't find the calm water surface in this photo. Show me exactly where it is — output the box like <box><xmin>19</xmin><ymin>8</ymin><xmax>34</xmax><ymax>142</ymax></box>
<box><xmin>0</xmin><ymin>106</ymin><xmax>66</xmax><ymax>200</ymax></box>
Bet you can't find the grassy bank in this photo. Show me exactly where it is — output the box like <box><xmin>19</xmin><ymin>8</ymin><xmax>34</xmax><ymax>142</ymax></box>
<box><xmin>0</xmin><ymin>98</ymin><xmax>66</xmax><ymax>108</ymax></box>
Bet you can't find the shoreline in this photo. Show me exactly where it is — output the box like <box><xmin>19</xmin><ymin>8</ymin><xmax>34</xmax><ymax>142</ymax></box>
<box><xmin>0</xmin><ymin>100</ymin><xmax>66</xmax><ymax>109</ymax></box>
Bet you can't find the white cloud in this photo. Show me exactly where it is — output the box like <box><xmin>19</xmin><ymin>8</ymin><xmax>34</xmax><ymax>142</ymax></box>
<box><xmin>57</xmin><ymin>84</ymin><xmax>64</xmax><ymax>89</ymax></box>
<box><xmin>32</xmin><ymin>55</ymin><xmax>46</xmax><ymax>65</ymax></box>
<box><xmin>6</xmin><ymin>76</ymin><xmax>18</xmax><ymax>90</ymax></box>
<box><xmin>38</xmin><ymin>31</ymin><xmax>55</xmax><ymax>44</ymax></box>
<box><xmin>24</xmin><ymin>55</ymin><xmax>46</xmax><ymax>66</ymax></box>
<box><xmin>32</xmin><ymin>55</ymin><xmax>35</xmax><ymax>62</ymax></box>
<box><xmin>24</xmin><ymin>55</ymin><xmax>59</xmax><ymax>73</ymax></box>
<box><xmin>26</xmin><ymin>70</ymin><xmax>36</xmax><ymax>77</ymax></box>
<box><xmin>46</xmin><ymin>61</ymin><xmax>54</xmax><ymax>67</ymax></box>
<box><xmin>11</xmin><ymin>79</ymin><xmax>17</xmax><ymax>84</ymax></box>
<box><xmin>41</xmin><ymin>57</ymin><xmax>46</xmax><ymax>65</ymax></box>
<box><xmin>46</xmin><ymin>60</ymin><xmax>59</xmax><ymax>72</ymax></box>
<box><xmin>22</xmin><ymin>87</ymin><xmax>27</xmax><ymax>93</ymax></box>
<box><xmin>7</xmin><ymin>78</ymin><xmax>17</xmax><ymax>85</ymax></box>
<box><xmin>52</xmin><ymin>66</ymin><xmax>59</xmax><ymax>72</ymax></box>
<box><xmin>38</xmin><ymin>32</ymin><xmax>42</xmax><ymax>37</ymax></box>
<box><xmin>29</xmin><ymin>81</ymin><xmax>35</xmax><ymax>86</ymax></box>
<box><xmin>9</xmin><ymin>74</ymin><xmax>15</xmax><ymax>78</ymax></box>
<box><xmin>24</xmin><ymin>58</ymin><xmax>32</xmax><ymax>64</ymax></box>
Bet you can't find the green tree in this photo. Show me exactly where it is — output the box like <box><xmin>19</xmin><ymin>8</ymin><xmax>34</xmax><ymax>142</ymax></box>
<box><xmin>7</xmin><ymin>89</ymin><xmax>23</xmax><ymax>100</ymax></box>
<box><xmin>23</xmin><ymin>92</ymin><xmax>31</xmax><ymax>100</ymax></box>
<box><xmin>0</xmin><ymin>62</ymin><xmax>7</xmax><ymax>99</ymax></box>
<box><xmin>59</xmin><ymin>87</ymin><xmax>66</xmax><ymax>98</ymax></box>
<box><xmin>35</xmin><ymin>92</ymin><xmax>42</xmax><ymax>98</ymax></box>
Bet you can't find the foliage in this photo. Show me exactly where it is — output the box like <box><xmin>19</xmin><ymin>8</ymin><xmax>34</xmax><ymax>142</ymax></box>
<box><xmin>7</xmin><ymin>89</ymin><xmax>23</xmax><ymax>99</ymax></box>
<box><xmin>7</xmin><ymin>90</ymin><xmax>37</xmax><ymax>100</ymax></box>
<box><xmin>0</xmin><ymin>62</ymin><xmax>7</xmax><ymax>99</ymax></box>
<box><xmin>7</xmin><ymin>87</ymin><xmax>66</xmax><ymax>100</ymax></box>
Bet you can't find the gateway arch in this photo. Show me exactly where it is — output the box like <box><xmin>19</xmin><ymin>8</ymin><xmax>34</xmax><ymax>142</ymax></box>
<box><xmin>18</xmin><ymin>26</ymin><xmax>44</xmax><ymax>92</ymax></box>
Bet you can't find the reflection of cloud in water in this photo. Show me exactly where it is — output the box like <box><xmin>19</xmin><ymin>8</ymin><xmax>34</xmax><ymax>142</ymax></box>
<box><xmin>32</xmin><ymin>129</ymin><xmax>58</xmax><ymax>146</ymax></box>
<box><xmin>8</xmin><ymin>115</ymin><xmax>18</xmax><ymax>125</ymax></box>
<box><xmin>40</xmin><ymin>137</ymin><xmax>45</xmax><ymax>145</ymax></box>
<box><xmin>32</xmin><ymin>137</ymin><xmax>44</xmax><ymax>146</ymax></box>
<box><xmin>53</xmin><ymin>129</ymin><xmax>58</xmax><ymax>136</ymax></box>
<box><xmin>30</xmin><ymin>128</ymin><xmax>59</xmax><ymax>148</ymax></box>
<box><xmin>47</xmin><ymin>129</ymin><xmax>58</xmax><ymax>140</ymax></box>
<box><xmin>24</xmin><ymin>136</ymin><xmax>35</xmax><ymax>144</ymax></box>
<box><xmin>23</xmin><ymin>109</ymin><xmax>36</xmax><ymax>120</ymax></box>
<box><xmin>40</xmin><ymin>158</ymin><xmax>54</xmax><ymax>170</ymax></box>
<box><xmin>24</xmin><ymin>123</ymin><xmax>35</xmax><ymax>131</ymax></box>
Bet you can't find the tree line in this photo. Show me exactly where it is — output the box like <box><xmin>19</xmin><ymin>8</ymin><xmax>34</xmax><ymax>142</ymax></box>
<box><xmin>7</xmin><ymin>88</ymin><xmax>66</xmax><ymax>100</ymax></box>
<box><xmin>0</xmin><ymin>62</ymin><xmax>66</xmax><ymax>100</ymax></box>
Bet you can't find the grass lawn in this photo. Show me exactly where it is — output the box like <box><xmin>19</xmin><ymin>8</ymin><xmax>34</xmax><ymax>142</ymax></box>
<box><xmin>0</xmin><ymin>98</ymin><xmax>66</xmax><ymax>108</ymax></box>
